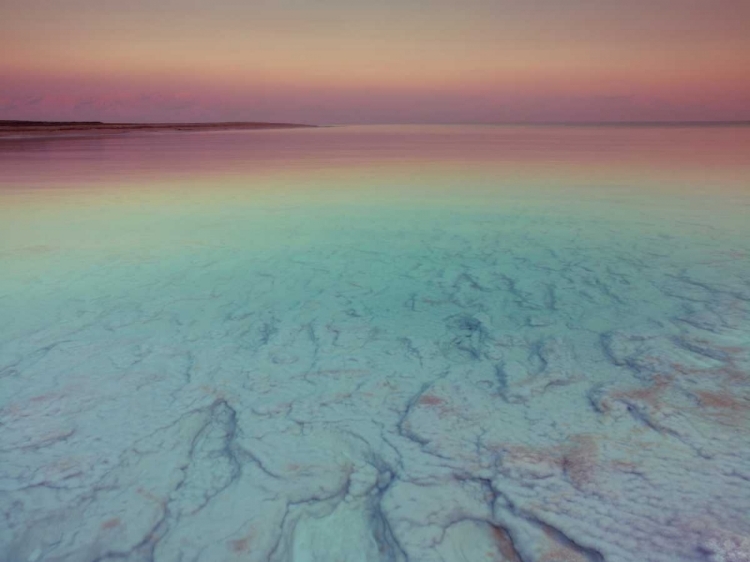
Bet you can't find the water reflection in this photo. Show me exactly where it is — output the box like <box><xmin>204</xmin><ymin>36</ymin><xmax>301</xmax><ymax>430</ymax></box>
<box><xmin>1</xmin><ymin>125</ymin><xmax>749</xmax><ymax>562</ymax></box>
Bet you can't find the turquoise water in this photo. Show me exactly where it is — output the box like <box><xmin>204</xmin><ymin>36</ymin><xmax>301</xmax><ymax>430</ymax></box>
<box><xmin>1</xmin><ymin>125</ymin><xmax>749</xmax><ymax>562</ymax></box>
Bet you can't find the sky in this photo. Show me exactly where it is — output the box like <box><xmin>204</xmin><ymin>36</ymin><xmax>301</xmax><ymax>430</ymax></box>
<box><xmin>1</xmin><ymin>0</ymin><xmax>749</xmax><ymax>124</ymax></box>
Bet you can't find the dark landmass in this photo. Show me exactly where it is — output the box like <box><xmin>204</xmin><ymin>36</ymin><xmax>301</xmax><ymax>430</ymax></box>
<box><xmin>0</xmin><ymin>120</ymin><xmax>316</xmax><ymax>138</ymax></box>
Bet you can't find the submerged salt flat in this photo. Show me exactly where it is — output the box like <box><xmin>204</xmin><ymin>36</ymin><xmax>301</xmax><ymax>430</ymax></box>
<box><xmin>1</xmin><ymin>125</ymin><xmax>749</xmax><ymax>562</ymax></box>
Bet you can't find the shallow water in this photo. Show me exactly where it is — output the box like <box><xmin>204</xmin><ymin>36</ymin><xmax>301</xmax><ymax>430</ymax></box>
<box><xmin>1</xmin><ymin>125</ymin><xmax>749</xmax><ymax>562</ymax></box>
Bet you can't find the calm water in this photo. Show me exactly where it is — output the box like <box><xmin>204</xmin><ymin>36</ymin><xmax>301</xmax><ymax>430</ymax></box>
<box><xmin>1</xmin><ymin>125</ymin><xmax>749</xmax><ymax>562</ymax></box>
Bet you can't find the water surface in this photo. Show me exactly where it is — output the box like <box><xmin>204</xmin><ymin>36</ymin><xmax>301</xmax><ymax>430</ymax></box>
<box><xmin>1</xmin><ymin>125</ymin><xmax>749</xmax><ymax>562</ymax></box>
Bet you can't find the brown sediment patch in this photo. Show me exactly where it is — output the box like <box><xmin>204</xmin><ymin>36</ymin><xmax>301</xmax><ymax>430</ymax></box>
<box><xmin>673</xmin><ymin>336</ymin><xmax>748</xmax><ymax>367</ymax></box>
<box><xmin>101</xmin><ymin>518</ymin><xmax>121</xmax><ymax>530</ymax></box>
<box><xmin>560</xmin><ymin>435</ymin><xmax>599</xmax><ymax>489</ymax></box>
<box><xmin>609</xmin><ymin>459</ymin><xmax>641</xmax><ymax>473</ymax></box>
<box><xmin>538</xmin><ymin>544</ymin><xmax>589</xmax><ymax>562</ymax></box>
<box><xmin>497</xmin><ymin>443</ymin><xmax>555</xmax><ymax>466</ymax></box>
<box><xmin>693</xmin><ymin>390</ymin><xmax>750</xmax><ymax>427</ymax></box>
<box><xmin>695</xmin><ymin>390</ymin><xmax>748</xmax><ymax>411</ymax></box>
<box><xmin>721</xmin><ymin>365</ymin><xmax>750</xmax><ymax>384</ymax></box>
<box><xmin>30</xmin><ymin>392</ymin><xmax>59</xmax><ymax>403</ymax></box>
<box><xmin>539</xmin><ymin>545</ymin><xmax>589</xmax><ymax>562</ymax></box>
<box><xmin>419</xmin><ymin>394</ymin><xmax>445</xmax><ymax>406</ymax></box>
<box><xmin>602</xmin><ymin>359</ymin><xmax>749</xmax><ymax>430</ymax></box>
<box><xmin>490</xmin><ymin>525</ymin><xmax>522</xmax><ymax>562</ymax></box>
<box><xmin>611</xmin><ymin>375</ymin><xmax>673</xmax><ymax>410</ymax></box>
<box><xmin>492</xmin><ymin>434</ymin><xmax>601</xmax><ymax>489</ymax></box>
<box><xmin>689</xmin><ymin>338</ymin><xmax>747</xmax><ymax>358</ymax></box>
<box><xmin>536</xmin><ymin>523</ymin><xmax>591</xmax><ymax>561</ymax></box>
<box><xmin>416</xmin><ymin>392</ymin><xmax>461</xmax><ymax>420</ymax></box>
<box><xmin>669</xmin><ymin>361</ymin><xmax>710</xmax><ymax>376</ymax></box>
<box><xmin>229</xmin><ymin>536</ymin><xmax>251</xmax><ymax>553</ymax></box>
<box><xmin>721</xmin><ymin>347</ymin><xmax>748</xmax><ymax>361</ymax></box>
<box><xmin>668</xmin><ymin>359</ymin><xmax>748</xmax><ymax>385</ymax></box>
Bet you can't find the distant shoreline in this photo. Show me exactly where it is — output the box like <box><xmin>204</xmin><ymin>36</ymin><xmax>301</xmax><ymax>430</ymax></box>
<box><xmin>0</xmin><ymin>121</ymin><xmax>316</xmax><ymax>139</ymax></box>
<box><xmin>1</xmin><ymin>119</ymin><xmax>747</xmax><ymax>139</ymax></box>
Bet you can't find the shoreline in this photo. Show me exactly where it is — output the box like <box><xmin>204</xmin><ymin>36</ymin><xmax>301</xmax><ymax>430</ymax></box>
<box><xmin>0</xmin><ymin>121</ymin><xmax>316</xmax><ymax>139</ymax></box>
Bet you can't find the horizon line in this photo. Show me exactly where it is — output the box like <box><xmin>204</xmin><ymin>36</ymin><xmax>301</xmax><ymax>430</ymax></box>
<box><xmin>2</xmin><ymin>119</ymin><xmax>750</xmax><ymax>128</ymax></box>
<box><xmin>337</xmin><ymin>120</ymin><xmax>750</xmax><ymax>127</ymax></box>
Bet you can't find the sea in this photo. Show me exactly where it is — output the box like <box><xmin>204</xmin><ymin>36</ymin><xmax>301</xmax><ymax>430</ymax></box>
<box><xmin>1</xmin><ymin>124</ymin><xmax>749</xmax><ymax>562</ymax></box>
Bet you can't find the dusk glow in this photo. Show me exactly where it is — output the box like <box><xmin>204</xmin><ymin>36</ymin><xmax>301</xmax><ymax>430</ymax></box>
<box><xmin>3</xmin><ymin>3</ymin><xmax>750</xmax><ymax>562</ymax></box>
<box><xmin>2</xmin><ymin>0</ymin><xmax>749</xmax><ymax>123</ymax></box>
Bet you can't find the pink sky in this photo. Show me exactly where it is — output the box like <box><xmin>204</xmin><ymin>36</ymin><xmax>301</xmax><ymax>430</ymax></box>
<box><xmin>1</xmin><ymin>0</ymin><xmax>749</xmax><ymax>124</ymax></box>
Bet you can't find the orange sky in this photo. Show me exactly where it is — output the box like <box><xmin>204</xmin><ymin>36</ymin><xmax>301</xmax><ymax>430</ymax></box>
<box><xmin>1</xmin><ymin>0</ymin><xmax>749</xmax><ymax>123</ymax></box>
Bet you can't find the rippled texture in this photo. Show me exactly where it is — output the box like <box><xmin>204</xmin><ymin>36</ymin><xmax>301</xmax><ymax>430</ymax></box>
<box><xmin>1</xmin><ymin>125</ymin><xmax>750</xmax><ymax>562</ymax></box>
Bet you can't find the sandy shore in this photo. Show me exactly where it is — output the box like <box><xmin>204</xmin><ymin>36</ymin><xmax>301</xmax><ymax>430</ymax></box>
<box><xmin>0</xmin><ymin>120</ymin><xmax>316</xmax><ymax>138</ymax></box>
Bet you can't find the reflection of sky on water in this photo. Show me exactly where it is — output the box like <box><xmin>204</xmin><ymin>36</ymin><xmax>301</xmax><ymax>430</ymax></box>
<box><xmin>1</xmin><ymin>126</ymin><xmax>749</xmax><ymax>562</ymax></box>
